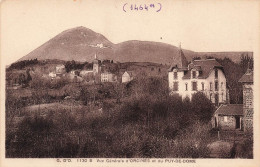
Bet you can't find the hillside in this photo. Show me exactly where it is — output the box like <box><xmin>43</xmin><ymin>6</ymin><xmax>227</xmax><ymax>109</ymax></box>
<box><xmin>195</xmin><ymin>52</ymin><xmax>253</xmax><ymax>63</ymax></box>
<box><xmin>19</xmin><ymin>26</ymin><xmax>252</xmax><ymax>64</ymax></box>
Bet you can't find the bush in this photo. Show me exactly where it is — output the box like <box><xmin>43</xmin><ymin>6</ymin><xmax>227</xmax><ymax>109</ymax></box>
<box><xmin>191</xmin><ymin>92</ymin><xmax>215</xmax><ymax>123</ymax></box>
<box><xmin>6</xmin><ymin>116</ymin><xmax>54</xmax><ymax>157</ymax></box>
<box><xmin>6</xmin><ymin>76</ymin><xmax>217</xmax><ymax>158</ymax></box>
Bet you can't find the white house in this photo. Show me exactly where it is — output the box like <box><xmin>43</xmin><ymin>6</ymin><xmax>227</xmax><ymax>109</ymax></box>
<box><xmin>56</xmin><ymin>64</ymin><xmax>66</xmax><ymax>74</ymax></box>
<box><xmin>48</xmin><ymin>64</ymin><xmax>66</xmax><ymax>79</ymax></box>
<box><xmin>48</xmin><ymin>72</ymin><xmax>56</xmax><ymax>78</ymax></box>
<box><xmin>122</xmin><ymin>71</ymin><xmax>134</xmax><ymax>83</ymax></box>
<box><xmin>80</xmin><ymin>70</ymin><xmax>93</xmax><ymax>77</ymax></box>
<box><xmin>101</xmin><ymin>72</ymin><xmax>117</xmax><ymax>82</ymax></box>
<box><xmin>168</xmin><ymin>47</ymin><xmax>228</xmax><ymax>105</ymax></box>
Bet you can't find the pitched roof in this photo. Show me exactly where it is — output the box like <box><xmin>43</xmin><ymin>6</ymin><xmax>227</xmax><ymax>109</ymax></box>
<box><xmin>239</xmin><ymin>69</ymin><xmax>253</xmax><ymax>83</ymax></box>
<box><xmin>123</xmin><ymin>71</ymin><xmax>134</xmax><ymax>77</ymax></box>
<box><xmin>168</xmin><ymin>47</ymin><xmax>188</xmax><ymax>71</ymax></box>
<box><xmin>215</xmin><ymin>104</ymin><xmax>243</xmax><ymax>116</ymax></box>
<box><xmin>179</xmin><ymin>49</ymin><xmax>189</xmax><ymax>68</ymax></box>
<box><xmin>183</xmin><ymin>59</ymin><xmax>223</xmax><ymax>79</ymax></box>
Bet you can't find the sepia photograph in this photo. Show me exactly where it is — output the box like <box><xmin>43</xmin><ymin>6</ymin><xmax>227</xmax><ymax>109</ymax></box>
<box><xmin>1</xmin><ymin>0</ymin><xmax>259</xmax><ymax>166</ymax></box>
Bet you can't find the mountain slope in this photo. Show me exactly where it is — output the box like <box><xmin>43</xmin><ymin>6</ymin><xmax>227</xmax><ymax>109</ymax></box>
<box><xmin>19</xmin><ymin>26</ymin><xmax>252</xmax><ymax>64</ymax></box>
<box><xmin>20</xmin><ymin>27</ymin><xmax>115</xmax><ymax>62</ymax></box>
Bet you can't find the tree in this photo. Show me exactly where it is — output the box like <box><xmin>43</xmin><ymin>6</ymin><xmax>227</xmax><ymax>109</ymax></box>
<box><xmin>192</xmin><ymin>56</ymin><xmax>201</xmax><ymax>61</ymax></box>
<box><xmin>26</xmin><ymin>69</ymin><xmax>32</xmax><ymax>84</ymax></box>
<box><xmin>191</xmin><ymin>92</ymin><xmax>214</xmax><ymax>123</ymax></box>
<box><xmin>216</xmin><ymin>57</ymin><xmax>244</xmax><ymax>104</ymax></box>
<box><xmin>240</xmin><ymin>54</ymin><xmax>253</xmax><ymax>73</ymax></box>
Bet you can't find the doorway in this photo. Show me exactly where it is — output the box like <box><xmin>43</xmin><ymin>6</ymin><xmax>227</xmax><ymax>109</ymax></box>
<box><xmin>235</xmin><ymin>116</ymin><xmax>240</xmax><ymax>129</ymax></box>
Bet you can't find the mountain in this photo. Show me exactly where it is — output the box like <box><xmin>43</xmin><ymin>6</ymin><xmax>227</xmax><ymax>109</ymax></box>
<box><xmin>19</xmin><ymin>26</ymin><xmax>252</xmax><ymax>64</ymax></box>
<box><xmin>20</xmin><ymin>27</ymin><xmax>114</xmax><ymax>62</ymax></box>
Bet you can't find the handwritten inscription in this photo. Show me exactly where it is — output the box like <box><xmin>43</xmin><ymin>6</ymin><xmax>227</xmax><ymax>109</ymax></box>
<box><xmin>123</xmin><ymin>3</ymin><xmax>162</xmax><ymax>12</ymax></box>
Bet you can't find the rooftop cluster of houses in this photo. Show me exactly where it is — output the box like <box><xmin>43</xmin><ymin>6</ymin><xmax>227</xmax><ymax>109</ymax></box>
<box><xmin>6</xmin><ymin>44</ymin><xmax>254</xmax><ymax>133</ymax></box>
<box><xmin>168</xmin><ymin>45</ymin><xmax>254</xmax><ymax>132</ymax></box>
<box><xmin>48</xmin><ymin>54</ymin><xmax>134</xmax><ymax>84</ymax></box>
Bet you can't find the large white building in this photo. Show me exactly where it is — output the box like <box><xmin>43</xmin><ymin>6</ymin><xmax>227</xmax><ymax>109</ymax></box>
<box><xmin>101</xmin><ymin>72</ymin><xmax>117</xmax><ymax>82</ymax></box>
<box><xmin>168</xmin><ymin>47</ymin><xmax>228</xmax><ymax>105</ymax></box>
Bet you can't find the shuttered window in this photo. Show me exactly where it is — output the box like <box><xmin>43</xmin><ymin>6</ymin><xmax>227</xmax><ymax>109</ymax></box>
<box><xmin>173</xmin><ymin>82</ymin><xmax>179</xmax><ymax>91</ymax></box>
<box><xmin>192</xmin><ymin>71</ymin><xmax>196</xmax><ymax>78</ymax></box>
<box><xmin>215</xmin><ymin>81</ymin><xmax>218</xmax><ymax>91</ymax></box>
<box><xmin>215</xmin><ymin>69</ymin><xmax>218</xmax><ymax>78</ymax></box>
<box><xmin>192</xmin><ymin>82</ymin><xmax>197</xmax><ymax>91</ymax></box>
<box><xmin>174</xmin><ymin>72</ymin><xmax>178</xmax><ymax>79</ymax></box>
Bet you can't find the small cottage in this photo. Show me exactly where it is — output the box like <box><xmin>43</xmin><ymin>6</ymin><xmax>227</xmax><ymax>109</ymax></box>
<box><xmin>49</xmin><ymin>72</ymin><xmax>56</xmax><ymax>78</ymax></box>
<box><xmin>56</xmin><ymin>64</ymin><xmax>66</xmax><ymax>74</ymax></box>
<box><xmin>122</xmin><ymin>71</ymin><xmax>134</xmax><ymax>83</ymax></box>
<box><xmin>213</xmin><ymin>104</ymin><xmax>243</xmax><ymax>130</ymax></box>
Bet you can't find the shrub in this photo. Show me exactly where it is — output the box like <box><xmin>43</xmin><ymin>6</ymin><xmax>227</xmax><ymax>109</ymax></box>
<box><xmin>191</xmin><ymin>92</ymin><xmax>215</xmax><ymax>123</ymax></box>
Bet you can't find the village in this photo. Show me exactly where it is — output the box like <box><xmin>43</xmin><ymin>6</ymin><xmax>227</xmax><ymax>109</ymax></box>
<box><xmin>5</xmin><ymin>45</ymin><xmax>253</xmax><ymax>158</ymax></box>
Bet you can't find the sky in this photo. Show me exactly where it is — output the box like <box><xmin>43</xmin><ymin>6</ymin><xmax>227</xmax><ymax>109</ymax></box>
<box><xmin>1</xmin><ymin>0</ymin><xmax>260</xmax><ymax>65</ymax></box>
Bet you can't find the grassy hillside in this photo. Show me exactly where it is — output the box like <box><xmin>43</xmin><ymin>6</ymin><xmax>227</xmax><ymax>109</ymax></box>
<box><xmin>18</xmin><ymin>27</ymin><xmax>252</xmax><ymax>65</ymax></box>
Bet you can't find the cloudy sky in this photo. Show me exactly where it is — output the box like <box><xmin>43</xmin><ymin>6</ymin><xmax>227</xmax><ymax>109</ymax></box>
<box><xmin>1</xmin><ymin>0</ymin><xmax>260</xmax><ymax>65</ymax></box>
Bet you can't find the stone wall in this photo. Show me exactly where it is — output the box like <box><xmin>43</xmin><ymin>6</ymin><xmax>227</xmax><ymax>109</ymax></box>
<box><xmin>218</xmin><ymin>115</ymin><xmax>236</xmax><ymax>130</ymax></box>
<box><xmin>243</xmin><ymin>84</ymin><xmax>253</xmax><ymax>132</ymax></box>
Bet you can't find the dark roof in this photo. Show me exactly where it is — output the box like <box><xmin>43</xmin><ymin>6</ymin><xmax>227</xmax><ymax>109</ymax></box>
<box><xmin>239</xmin><ymin>69</ymin><xmax>253</xmax><ymax>83</ymax></box>
<box><xmin>183</xmin><ymin>59</ymin><xmax>223</xmax><ymax>79</ymax></box>
<box><xmin>192</xmin><ymin>65</ymin><xmax>202</xmax><ymax>71</ymax></box>
<box><xmin>168</xmin><ymin>65</ymin><xmax>188</xmax><ymax>72</ymax></box>
<box><xmin>215</xmin><ymin>104</ymin><xmax>243</xmax><ymax>116</ymax></box>
<box><xmin>168</xmin><ymin>48</ymin><xmax>188</xmax><ymax>71</ymax></box>
<box><xmin>179</xmin><ymin>49</ymin><xmax>188</xmax><ymax>68</ymax></box>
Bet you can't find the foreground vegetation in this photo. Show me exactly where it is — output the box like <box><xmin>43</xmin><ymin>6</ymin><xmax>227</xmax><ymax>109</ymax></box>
<box><xmin>6</xmin><ymin>73</ymin><xmax>216</xmax><ymax>158</ymax></box>
<box><xmin>5</xmin><ymin>56</ymin><xmax>253</xmax><ymax>158</ymax></box>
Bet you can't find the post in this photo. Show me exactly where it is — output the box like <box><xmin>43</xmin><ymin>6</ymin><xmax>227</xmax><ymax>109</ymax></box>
<box><xmin>218</xmin><ymin>131</ymin><xmax>220</xmax><ymax>140</ymax></box>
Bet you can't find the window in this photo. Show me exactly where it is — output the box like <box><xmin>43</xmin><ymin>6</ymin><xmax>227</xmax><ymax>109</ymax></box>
<box><xmin>192</xmin><ymin>70</ymin><xmax>196</xmax><ymax>78</ymax></box>
<box><xmin>215</xmin><ymin>93</ymin><xmax>219</xmax><ymax>105</ymax></box>
<box><xmin>192</xmin><ymin>82</ymin><xmax>197</xmax><ymax>91</ymax></box>
<box><xmin>221</xmin><ymin>92</ymin><xmax>224</xmax><ymax>102</ymax></box>
<box><xmin>215</xmin><ymin>69</ymin><xmax>218</xmax><ymax>78</ymax></box>
<box><xmin>210</xmin><ymin>82</ymin><xmax>213</xmax><ymax>91</ymax></box>
<box><xmin>221</xmin><ymin>82</ymin><xmax>223</xmax><ymax>90</ymax></box>
<box><xmin>224</xmin><ymin>116</ymin><xmax>228</xmax><ymax>122</ymax></box>
<box><xmin>185</xmin><ymin>83</ymin><xmax>188</xmax><ymax>91</ymax></box>
<box><xmin>173</xmin><ymin>82</ymin><xmax>179</xmax><ymax>91</ymax></box>
<box><xmin>201</xmin><ymin>82</ymin><xmax>204</xmax><ymax>91</ymax></box>
<box><xmin>174</xmin><ymin>72</ymin><xmax>178</xmax><ymax>79</ymax></box>
<box><xmin>210</xmin><ymin>93</ymin><xmax>212</xmax><ymax>101</ymax></box>
<box><xmin>215</xmin><ymin>81</ymin><xmax>218</xmax><ymax>91</ymax></box>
